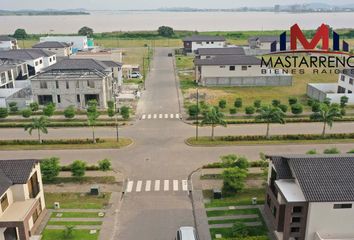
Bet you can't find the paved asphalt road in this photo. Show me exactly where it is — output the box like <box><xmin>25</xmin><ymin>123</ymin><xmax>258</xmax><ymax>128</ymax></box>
<box><xmin>0</xmin><ymin>48</ymin><xmax>354</xmax><ymax>240</ymax></box>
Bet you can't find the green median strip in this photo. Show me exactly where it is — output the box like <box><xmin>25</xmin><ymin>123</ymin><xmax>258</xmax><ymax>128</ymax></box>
<box><xmin>48</xmin><ymin>221</ymin><xmax>102</xmax><ymax>226</ymax></box>
<box><xmin>208</xmin><ymin>218</ymin><xmax>259</xmax><ymax>225</ymax></box>
<box><xmin>41</xmin><ymin>229</ymin><xmax>99</xmax><ymax>240</ymax></box>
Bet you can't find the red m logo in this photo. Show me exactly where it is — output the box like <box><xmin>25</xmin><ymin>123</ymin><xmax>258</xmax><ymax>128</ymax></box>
<box><xmin>290</xmin><ymin>24</ymin><xmax>329</xmax><ymax>50</ymax></box>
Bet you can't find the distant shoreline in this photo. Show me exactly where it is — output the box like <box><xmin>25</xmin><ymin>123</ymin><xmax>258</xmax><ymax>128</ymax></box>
<box><xmin>0</xmin><ymin>10</ymin><xmax>90</xmax><ymax>16</ymax></box>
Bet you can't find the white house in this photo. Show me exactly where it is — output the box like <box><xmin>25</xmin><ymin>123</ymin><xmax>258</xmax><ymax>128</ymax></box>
<box><xmin>248</xmin><ymin>35</ymin><xmax>290</xmax><ymax>50</ymax></box>
<box><xmin>265</xmin><ymin>155</ymin><xmax>354</xmax><ymax>240</ymax></box>
<box><xmin>183</xmin><ymin>35</ymin><xmax>226</xmax><ymax>53</ymax></box>
<box><xmin>0</xmin><ymin>159</ymin><xmax>46</xmax><ymax>240</ymax></box>
<box><xmin>32</xmin><ymin>41</ymin><xmax>72</xmax><ymax>57</ymax></box>
<box><xmin>307</xmin><ymin>69</ymin><xmax>354</xmax><ymax>104</ymax></box>
<box><xmin>0</xmin><ymin>36</ymin><xmax>18</xmax><ymax>50</ymax></box>
<box><xmin>194</xmin><ymin>55</ymin><xmax>292</xmax><ymax>87</ymax></box>
<box><xmin>0</xmin><ymin>49</ymin><xmax>57</xmax><ymax>76</ymax></box>
<box><xmin>40</xmin><ymin>36</ymin><xmax>89</xmax><ymax>52</ymax></box>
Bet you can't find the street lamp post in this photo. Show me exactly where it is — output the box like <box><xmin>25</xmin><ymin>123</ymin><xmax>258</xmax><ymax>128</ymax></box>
<box><xmin>196</xmin><ymin>88</ymin><xmax>199</xmax><ymax>141</ymax></box>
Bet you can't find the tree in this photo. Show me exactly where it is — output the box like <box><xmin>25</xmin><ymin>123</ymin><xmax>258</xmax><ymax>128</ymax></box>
<box><xmin>340</xmin><ymin>96</ymin><xmax>349</xmax><ymax>108</ymax></box>
<box><xmin>310</xmin><ymin>103</ymin><xmax>342</xmax><ymax>137</ymax></box>
<box><xmin>30</xmin><ymin>102</ymin><xmax>39</xmax><ymax>112</ymax></box>
<box><xmin>279</xmin><ymin>104</ymin><xmax>288</xmax><ymax>113</ymax></box>
<box><xmin>120</xmin><ymin>106</ymin><xmax>130</xmax><ymax>120</ymax></box>
<box><xmin>256</xmin><ymin>105</ymin><xmax>285</xmax><ymax>138</ymax></box>
<box><xmin>24</xmin><ymin>116</ymin><xmax>49</xmax><ymax>143</ymax></box>
<box><xmin>41</xmin><ymin>157</ymin><xmax>61</xmax><ymax>182</ymax></box>
<box><xmin>21</xmin><ymin>108</ymin><xmax>32</xmax><ymax>118</ymax></box>
<box><xmin>107</xmin><ymin>100</ymin><xmax>119</xmax><ymax>142</ymax></box>
<box><xmin>0</xmin><ymin>108</ymin><xmax>8</xmax><ymax>118</ymax></box>
<box><xmin>13</xmin><ymin>28</ymin><xmax>27</xmax><ymax>39</ymax></box>
<box><xmin>157</xmin><ymin>26</ymin><xmax>174</xmax><ymax>37</ymax></box>
<box><xmin>222</xmin><ymin>167</ymin><xmax>248</xmax><ymax>195</ymax></box>
<box><xmin>43</xmin><ymin>103</ymin><xmax>56</xmax><ymax>117</ymax></box>
<box><xmin>253</xmin><ymin>100</ymin><xmax>261</xmax><ymax>109</ymax></box>
<box><xmin>218</xmin><ymin>99</ymin><xmax>227</xmax><ymax>109</ymax></box>
<box><xmin>229</xmin><ymin>108</ymin><xmax>237</xmax><ymax>115</ymax></box>
<box><xmin>271</xmin><ymin>99</ymin><xmax>281</xmax><ymax>107</ymax></box>
<box><xmin>78</xmin><ymin>26</ymin><xmax>93</xmax><ymax>37</ymax></box>
<box><xmin>291</xmin><ymin>103</ymin><xmax>303</xmax><ymax>115</ymax></box>
<box><xmin>201</xmin><ymin>106</ymin><xmax>226</xmax><ymax>140</ymax></box>
<box><xmin>87</xmin><ymin>100</ymin><xmax>100</xmax><ymax>143</ymax></box>
<box><xmin>234</xmin><ymin>98</ymin><xmax>242</xmax><ymax>108</ymax></box>
<box><xmin>9</xmin><ymin>102</ymin><xmax>18</xmax><ymax>113</ymax></box>
<box><xmin>98</xmin><ymin>159</ymin><xmax>111</xmax><ymax>171</ymax></box>
<box><xmin>311</xmin><ymin>101</ymin><xmax>321</xmax><ymax>113</ymax></box>
<box><xmin>220</xmin><ymin>155</ymin><xmax>249</xmax><ymax>169</ymax></box>
<box><xmin>64</xmin><ymin>106</ymin><xmax>76</xmax><ymax>119</ymax></box>
<box><xmin>188</xmin><ymin>104</ymin><xmax>199</xmax><ymax>118</ymax></box>
<box><xmin>71</xmin><ymin>160</ymin><xmax>86</xmax><ymax>178</ymax></box>
<box><xmin>288</xmin><ymin>97</ymin><xmax>298</xmax><ymax>105</ymax></box>
<box><xmin>245</xmin><ymin>106</ymin><xmax>255</xmax><ymax>115</ymax></box>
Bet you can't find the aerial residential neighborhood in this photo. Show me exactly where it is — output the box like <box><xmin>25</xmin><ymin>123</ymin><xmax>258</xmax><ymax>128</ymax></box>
<box><xmin>0</xmin><ymin>1</ymin><xmax>353</xmax><ymax>240</ymax></box>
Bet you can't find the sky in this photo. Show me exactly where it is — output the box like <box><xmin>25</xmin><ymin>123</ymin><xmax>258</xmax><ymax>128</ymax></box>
<box><xmin>1</xmin><ymin>0</ymin><xmax>353</xmax><ymax>10</ymax></box>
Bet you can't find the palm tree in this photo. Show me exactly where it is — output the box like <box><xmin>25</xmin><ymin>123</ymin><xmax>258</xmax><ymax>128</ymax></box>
<box><xmin>310</xmin><ymin>103</ymin><xmax>342</xmax><ymax>137</ymax></box>
<box><xmin>256</xmin><ymin>105</ymin><xmax>285</xmax><ymax>139</ymax></box>
<box><xmin>87</xmin><ymin>100</ymin><xmax>100</xmax><ymax>143</ymax></box>
<box><xmin>24</xmin><ymin>116</ymin><xmax>49</xmax><ymax>143</ymax></box>
<box><xmin>201</xmin><ymin>106</ymin><xmax>226</xmax><ymax>140</ymax></box>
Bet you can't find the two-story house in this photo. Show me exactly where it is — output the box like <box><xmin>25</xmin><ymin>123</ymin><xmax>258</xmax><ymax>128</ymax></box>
<box><xmin>183</xmin><ymin>35</ymin><xmax>226</xmax><ymax>53</ymax></box>
<box><xmin>0</xmin><ymin>37</ymin><xmax>19</xmax><ymax>50</ymax></box>
<box><xmin>40</xmin><ymin>36</ymin><xmax>89</xmax><ymax>53</ymax></box>
<box><xmin>0</xmin><ymin>159</ymin><xmax>45</xmax><ymax>240</ymax></box>
<box><xmin>265</xmin><ymin>155</ymin><xmax>354</xmax><ymax>240</ymax></box>
<box><xmin>31</xmin><ymin>58</ymin><xmax>116</xmax><ymax>109</ymax></box>
<box><xmin>32</xmin><ymin>41</ymin><xmax>73</xmax><ymax>57</ymax></box>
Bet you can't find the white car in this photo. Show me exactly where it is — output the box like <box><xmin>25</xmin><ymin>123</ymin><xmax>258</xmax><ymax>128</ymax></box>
<box><xmin>176</xmin><ymin>227</ymin><xmax>198</xmax><ymax>240</ymax></box>
<box><xmin>130</xmin><ymin>72</ymin><xmax>142</xmax><ymax>79</ymax></box>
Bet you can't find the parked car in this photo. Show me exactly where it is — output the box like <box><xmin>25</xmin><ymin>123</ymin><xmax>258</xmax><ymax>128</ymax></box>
<box><xmin>176</xmin><ymin>227</ymin><xmax>198</xmax><ymax>240</ymax></box>
<box><xmin>168</xmin><ymin>53</ymin><xmax>173</xmax><ymax>57</ymax></box>
<box><xmin>130</xmin><ymin>72</ymin><xmax>142</xmax><ymax>79</ymax></box>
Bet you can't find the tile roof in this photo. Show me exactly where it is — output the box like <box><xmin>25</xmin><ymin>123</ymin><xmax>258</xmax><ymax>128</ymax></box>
<box><xmin>197</xmin><ymin>47</ymin><xmax>245</xmax><ymax>56</ymax></box>
<box><xmin>0</xmin><ymin>159</ymin><xmax>39</xmax><ymax>196</ymax></box>
<box><xmin>183</xmin><ymin>35</ymin><xmax>226</xmax><ymax>42</ymax></box>
<box><xmin>32</xmin><ymin>41</ymin><xmax>71</xmax><ymax>48</ymax></box>
<box><xmin>195</xmin><ymin>55</ymin><xmax>261</xmax><ymax>66</ymax></box>
<box><xmin>45</xmin><ymin>58</ymin><xmax>109</xmax><ymax>71</ymax></box>
<box><xmin>0</xmin><ymin>49</ymin><xmax>55</xmax><ymax>60</ymax></box>
<box><xmin>268</xmin><ymin>155</ymin><xmax>354</xmax><ymax>202</ymax></box>
<box><xmin>101</xmin><ymin>60</ymin><xmax>123</xmax><ymax>67</ymax></box>
<box><xmin>0</xmin><ymin>36</ymin><xmax>15</xmax><ymax>41</ymax></box>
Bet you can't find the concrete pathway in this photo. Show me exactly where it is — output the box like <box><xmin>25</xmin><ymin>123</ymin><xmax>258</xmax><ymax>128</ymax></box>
<box><xmin>50</xmin><ymin>218</ymin><xmax>103</xmax><ymax>221</ymax></box>
<box><xmin>206</xmin><ymin>205</ymin><xmax>262</xmax><ymax>211</ymax></box>
<box><xmin>99</xmin><ymin>192</ymin><xmax>123</xmax><ymax>240</ymax></box>
<box><xmin>208</xmin><ymin>214</ymin><xmax>259</xmax><ymax>221</ymax></box>
<box><xmin>209</xmin><ymin>222</ymin><xmax>262</xmax><ymax>229</ymax></box>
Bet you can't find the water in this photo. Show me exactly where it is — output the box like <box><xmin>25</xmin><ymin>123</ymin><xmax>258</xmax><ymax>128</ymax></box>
<box><xmin>0</xmin><ymin>11</ymin><xmax>353</xmax><ymax>34</ymax></box>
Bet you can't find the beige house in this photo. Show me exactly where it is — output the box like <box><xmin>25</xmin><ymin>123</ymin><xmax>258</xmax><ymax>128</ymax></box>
<box><xmin>32</xmin><ymin>41</ymin><xmax>72</xmax><ymax>57</ymax></box>
<box><xmin>0</xmin><ymin>159</ymin><xmax>45</xmax><ymax>240</ymax></box>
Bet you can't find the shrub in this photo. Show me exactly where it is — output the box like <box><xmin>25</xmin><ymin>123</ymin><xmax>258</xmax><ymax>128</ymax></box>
<box><xmin>234</xmin><ymin>98</ymin><xmax>242</xmax><ymax>108</ymax></box>
<box><xmin>64</xmin><ymin>106</ymin><xmax>76</xmax><ymax>119</ymax></box>
<box><xmin>98</xmin><ymin>159</ymin><xmax>111</xmax><ymax>171</ymax></box>
<box><xmin>306</xmin><ymin>149</ymin><xmax>317</xmax><ymax>155</ymax></box>
<box><xmin>231</xmin><ymin>222</ymin><xmax>249</xmax><ymax>238</ymax></box>
<box><xmin>0</xmin><ymin>108</ymin><xmax>9</xmax><ymax>118</ymax></box>
<box><xmin>221</xmin><ymin>155</ymin><xmax>249</xmax><ymax>169</ymax></box>
<box><xmin>288</xmin><ymin>97</ymin><xmax>298</xmax><ymax>105</ymax></box>
<box><xmin>107</xmin><ymin>100</ymin><xmax>114</xmax><ymax>109</ymax></box>
<box><xmin>9</xmin><ymin>102</ymin><xmax>18</xmax><ymax>113</ymax></box>
<box><xmin>323</xmin><ymin>148</ymin><xmax>340</xmax><ymax>154</ymax></box>
<box><xmin>222</xmin><ymin>167</ymin><xmax>248</xmax><ymax>195</ymax></box>
<box><xmin>43</xmin><ymin>103</ymin><xmax>56</xmax><ymax>117</ymax></box>
<box><xmin>0</xmin><ymin>139</ymin><xmax>104</xmax><ymax>146</ymax></box>
<box><xmin>271</xmin><ymin>99</ymin><xmax>281</xmax><ymax>107</ymax></box>
<box><xmin>229</xmin><ymin>108</ymin><xmax>237</xmax><ymax>115</ymax></box>
<box><xmin>279</xmin><ymin>104</ymin><xmax>288</xmax><ymax>113</ymax></box>
<box><xmin>307</xmin><ymin>98</ymin><xmax>315</xmax><ymax>106</ymax></box>
<box><xmin>341</xmin><ymin>108</ymin><xmax>346</xmax><ymax>116</ymax></box>
<box><xmin>291</xmin><ymin>103</ymin><xmax>303</xmax><ymax>115</ymax></box>
<box><xmin>41</xmin><ymin>157</ymin><xmax>61</xmax><ymax>182</ymax></box>
<box><xmin>253</xmin><ymin>100</ymin><xmax>261</xmax><ymax>109</ymax></box>
<box><xmin>218</xmin><ymin>99</ymin><xmax>227</xmax><ymax>109</ymax></box>
<box><xmin>62</xmin><ymin>225</ymin><xmax>74</xmax><ymax>239</ymax></box>
<box><xmin>323</xmin><ymin>98</ymin><xmax>331</xmax><ymax>106</ymax></box>
<box><xmin>120</xmin><ymin>106</ymin><xmax>130</xmax><ymax>120</ymax></box>
<box><xmin>71</xmin><ymin>160</ymin><xmax>87</xmax><ymax>178</ymax></box>
<box><xmin>188</xmin><ymin>104</ymin><xmax>199</xmax><ymax>117</ymax></box>
<box><xmin>340</xmin><ymin>96</ymin><xmax>349</xmax><ymax>108</ymax></box>
<box><xmin>311</xmin><ymin>101</ymin><xmax>321</xmax><ymax>112</ymax></box>
<box><xmin>21</xmin><ymin>108</ymin><xmax>32</xmax><ymax>118</ymax></box>
<box><xmin>30</xmin><ymin>102</ymin><xmax>39</xmax><ymax>112</ymax></box>
<box><xmin>245</xmin><ymin>106</ymin><xmax>255</xmax><ymax>115</ymax></box>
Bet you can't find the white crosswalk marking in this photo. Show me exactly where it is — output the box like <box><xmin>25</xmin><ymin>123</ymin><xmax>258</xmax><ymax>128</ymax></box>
<box><xmin>154</xmin><ymin>180</ymin><xmax>160</xmax><ymax>191</ymax></box>
<box><xmin>142</xmin><ymin>114</ymin><xmax>146</xmax><ymax>120</ymax></box>
<box><xmin>147</xmin><ymin>114</ymin><xmax>151</xmax><ymax>119</ymax></box>
<box><xmin>126</xmin><ymin>181</ymin><xmax>134</xmax><ymax>193</ymax></box>
<box><xmin>145</xmin><ymin>180</ymin><xmax>151</xmax><ymax>192</ymax></box>
<box><xmin>182</xmin><ymin>180</ymin><xmax>188</xmax><ymax>191</ymax></box>
<box><xmin>136</xmin><ymin>181</ymin><xmax>142</xmax><ymax>192</ymax></box>
<box><xmin>164</xmin><ymin>180</ymin><xmax>169</xmax><ymax>191</ymax></box>
<box><xmin>173</xmin><ymin>180</ymin><xmax>179</xmax><ymax>191</ymax></box>
<box><xmin>170</xmin><ymin>114</ymin><xmax>174</xmax><ymax>118</ymax></box>
<box><xmin>159</xmin><ymin>114</ymin><xmax>163</xmax><ymax>119</ymax></box>
<box><xmin>164</xmin><ymin>114</ymin><xmax>168</xmax><ymax>119</ymax></box>
<box><xmin>176</xmin><ymin>113</ymin><xmax>180</xmax><ymax>119</ymax></box>
<box><xmin>140</xmin><ymin>113</ymin><xmax>181</xmax><ymax>121</ymax></box>
<box><xmin>153</xmin><ymin>114</ymin><xmax>157</xmax><ymax>119</ymax></box>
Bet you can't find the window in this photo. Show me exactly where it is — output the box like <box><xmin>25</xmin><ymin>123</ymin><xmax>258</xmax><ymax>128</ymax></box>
<box><xmin>57</xmin><ymin>95</ymin><xmax>61</xmax><ymax>103</ymax></box>
<box><xmin>7</xmin><ymin>71</ymin><xmax>13</xmax><ymax>81</ymax></box>
<box><xmin>338</xmin><ymin>86</ymin><xmax>346</xmax><ymax>93</ymax></box>
<box><xmin>229</xmin><ymin>66</ymin><xmax>236</xmax><ymax>71</ymax></box>
<box><xmin>77</xmin><ymin>94</ymin><xmax>81</xmax><ymax>103</ymax></box>
<box><xmin>291</xmin><ymin>227</ymin><xmax>300</xmax><ymax>233</ymax></box>
<box><xmin>32</xmin><ymin>198</ymin><xmax>42</xmax><ymax>224</ymax></box>
<box><xmin>266</xmin><ymin>194</ymin><xmax>271</xmax><ymax>207</ymax></box>
<box><xmin>341</xmin><ymin>75</ymin><xmax>345</xmax><ymax>81</ymax></box>
<box><xmin>206</xmin><ymin>41</ymin><xmax>210</xmax><ymax>44</ymax></box>
<box><xmin>219</xmin><ymin>66</ymin><xmax>226</xmax><ymax>68</ymax></box>
<box><xmin>293</xmin><ymin>206</ymin><xmax>302</xmax><ymax>213</ymax></box>
<box><xmin>349</xmin><ymin>90</ymin><xmax>353</xmax><ymax>94</ymax></box>
<box><xmin>1</xmin><ymin>194</ymin><xmax>9</xmax><ymax>212</ymax></box>
<box><xmin>53</xmin><ymin>56</ymin><xmax>56</xmax><ymax>61</ymax></box>
<box><xmin>350</xmin><ymin>78</ymin><xmax>353</xmax><ymax>85</ymax></box>
<box><xmin>272</xmin><ymin>206</ymin><xmax>277</xmax><ymax>217</ymax></box>
<box><xmin>211</xmin><ymin>41</ymin><xmax>214</xmax><ymax>44</ymax></box>
<box><xmin>242</xmin><ymin>66</ymin><xmax>248</xmax><ymax>71</ymax></box>
<box><xmin>87</xmin><ymin>80</ymin><xmax>95</xmax><ymax>88</ymax></box>
<box><xmin>28</xmin><ymin>172</ymin><xmax>40</xmax><ymax>198</ymax></box>
<box><xmin>76</xmin><ymin>81</ymin><xmax>80</xmax><ymax>88</ymax></box>
<box><xmin>292</xmin><ymin>217</ymin><xmax>301</xmax><ymax>223</ymax></box>
<box><xmin>334</xmin><ymin>204</ymin><xmax>352</xmax><ymax>209</ymax></box>
<box><xmin>39</xmin><ymin>59</ymin><xmax>43</xmax><ymax>64</ymax></box>
<box><xmin>66</xmin><ymin>81</ymin><xmax>69</xmax><ymax>89</ymax></box>
<box><xmin>55</xmin><ymin>80</ymin><xmax>59</xmax><ymax>89</ymax></box>
<box><xmin>49</xmin><ymin>58</ymin><xmax>52</xmax><ymax>63</ymax></box>
<box><xmin>40</xmin><ymin>81</ymin><xmax>47</xmax><ymax>89</ymax></box>
<box><xmin>35</xmin><ymin>61</ymin><xmax>39</xmax><ymax>66</ymax></box>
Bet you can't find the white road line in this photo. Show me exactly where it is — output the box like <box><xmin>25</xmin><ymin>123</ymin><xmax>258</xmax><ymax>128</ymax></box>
<box><xmin>182</xmin><ymin>180</ymin><xmax>188</xmax><ymax>191</ymax></box>
<box><xmin>153</xmin><ymin>114</ymin><xmax>157</xmax><ymax>119</ymax></box>
<box><xmin>147</xmin><ymin>114</ymin><xmax>151</xmax><ymax>119</ymax></box>
<box><xmin>176</xmin><ymin>113</ymin><xmax>180</xmax><ymax>119</ymax></box>
<box><xmin>170</xmin><ymin>114</ymin><xmax>174</xmax><ymax>119</ymax></box>
<box><xmin>159</xmin><ymin>114</ymin><xmax>163</xmax><ymax>119</ymax></box>
<box><xmin>164</xmin><ymin>114</ymin><xmax>168</xmax><ymax>119</ymax></box>
<box><xmin>136</xmin><ymin>180</ymin><xmax>142</xmax><ymax>192</ymax></box>
<box><xmin>142</xmin><ymin>114</ymin><xmax>146</xmax><ymax>120</ymax></box>
<box><xmin>126</xmin><ymin>181</ymin><xmax>134</xmax><ymax>193</ymax></box>
<box><xmin>164</xmin><ymin>180</ymin><xmax>169</xmax><ymax>191</ymax></box>
<box><xmin>173</xmin><ymin>180</ymin><xmax>179</xmax><ymax>191</ymax></box>
<box><xmin>145</xmin><ymin>180</ymin><xmax>151</xmax><ymax>192</ymax></box>
<box><xmin>154</xmin><ymin>180</ymin><xmax>160</xmax><ymax>191</ymax></box>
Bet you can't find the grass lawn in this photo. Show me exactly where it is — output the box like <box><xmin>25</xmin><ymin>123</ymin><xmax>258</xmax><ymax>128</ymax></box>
<box><xmin>176</xmin><ymin>55</ymin><xmax>194</xmax><ymax>69</ymax></box>
<box><xmin>210</xmin><ymin>227</ymin><xmax>269</xmax><ymax>240</ymax></box>
<box><xmin>48</xmin><ymin>221</ymin><xmax>102</xmax><ymax>226</ymax></box>
<box><xmin>44</xmin><ymin>176</ymin><xmax>116</xmax><ymax>185</ymax></box>
<box><xmin>45</xmin><ymin>193</ymin><xmax>111</xmax><ymax>209</ymax></box>
<box><xmin>206</xmin><ymin>208</ymin><xmax>259</xmax><ymax>217</ymax></box>
<box><xmin>0</xmin><ymin>138</ymin><xmax>132</xmax><ymax>151</ymax></box>
<box><xmin>51</xmin><ymin>212</ymin><xmax>104</xmax><ymax>218</ymax></box>
<box><xmin>41</xmin><ymin>229</ymin><xmax>99</xmax><ymax>240</ymax></box>
<box><xmin>208</xmin><ymin>218</ymin><xmax>259</xmax><ymax>225</ymax></box>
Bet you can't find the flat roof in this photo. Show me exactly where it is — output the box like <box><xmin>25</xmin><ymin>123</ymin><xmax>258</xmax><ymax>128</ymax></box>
<box><xmin>0</xmin><ymin>199</ymin><xmax>36</xmax><ymax>222</ymax></box>
<box><xmin>276</xmin><ymin>179</ymin><xmax>306</xmax><ymax>202</ymax></box>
